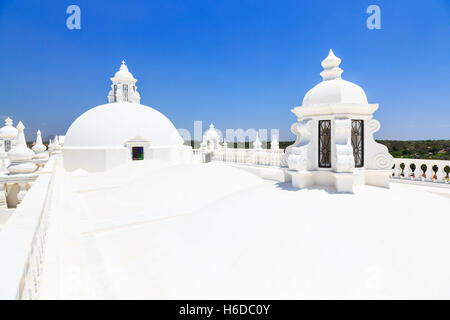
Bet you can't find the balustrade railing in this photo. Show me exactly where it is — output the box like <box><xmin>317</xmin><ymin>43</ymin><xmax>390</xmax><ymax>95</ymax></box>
<box><xmin>193</xmin><ymin>147</ymin><xmax>450</xmax><ymax>185</ymax></box>
<box><xmin>391</xmin><ymin>158</ymin><xmax>450</xmax><ymax>184</ymax></box>
<box><xmin>0</xmin><ymin>156</ymin><xmax>57</xmax><ymax>300</ymax></box>
<box><xmin>207</xmin><ymin>148</ymin><xmax>284</xmax><ymax>167</ymax></box>
<box><xmin>193</xmin><ymin>148</ymin><xmax>450</xmax><ymax>185</ymax></box>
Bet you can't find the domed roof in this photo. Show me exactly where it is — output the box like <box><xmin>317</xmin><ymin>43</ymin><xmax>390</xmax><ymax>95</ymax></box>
<box><xmin>204</xmin><ymin>123</ymin><xmax>221</xmax><ymax>140</ymax></box>
<box><xmin>64</xmin><ymin>102</ymin><xmax>184</xmax><ymax>148</ymax></box>
<box><xmin>111</xmin><ymin>61</ymin><xmax>136</xmax><ymax>81</ymax></box>
<box><xmin>0</xmin><ymin>117</ymin><xmax>18</xmax><ymax>140</ymax></box>
<box><xmin>302</xmin><ymin>50</ymin><xmax>368</xmax><ymax>107</ymax></box>
<box><xmin>302</xmin><ymin>78</ymin><xmax>368</xmax><ymax>106</ymax></box>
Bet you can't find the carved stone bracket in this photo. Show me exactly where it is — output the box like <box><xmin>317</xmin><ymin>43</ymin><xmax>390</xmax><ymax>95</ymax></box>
<box><xmin>285</xmin><ymin>120</ymin><xmax>312</xmax><ymax>170</ymax></box>
<box><xmin>365</xmin><ymin>119</ymin><xmax>394</xmax><ymax>170</ymax></box>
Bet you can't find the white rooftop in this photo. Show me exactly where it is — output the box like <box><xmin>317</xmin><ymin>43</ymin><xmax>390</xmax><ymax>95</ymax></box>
<box><xmin>37</xmin><ymin>161</ymin><xmax>450</xmax><ymax>299</ymax></box>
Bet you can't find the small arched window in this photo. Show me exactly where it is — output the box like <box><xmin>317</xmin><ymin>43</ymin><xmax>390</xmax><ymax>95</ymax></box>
<box><xmin>4</xmin><ymin>140</ymin><xmax>11</xmax><ymax>152</ymax></box>
<box><xmin>351</xmin><ymin>120</ymin><xmax>364</xmax><ymax>167</ymax></box>
<box><xmin>318</xmin><ymin>120</ymin><xmax>331</xmax><ymax>168</ymax></box>
<box><xmin>123</xmin><ymin>84</ymin><xmax>129</xmax><ymax>101</ymax></box>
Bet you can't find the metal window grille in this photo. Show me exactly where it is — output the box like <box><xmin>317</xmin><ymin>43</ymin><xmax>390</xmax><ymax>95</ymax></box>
<box><xmin>318</xmin><ymin>120</ymin><xmax>331</xmax><ymax>168</ymax></box>
<box><xmin>351</xmin><ymin>120</ymin><xmax>364</xmax><ymax>167</ymax></box>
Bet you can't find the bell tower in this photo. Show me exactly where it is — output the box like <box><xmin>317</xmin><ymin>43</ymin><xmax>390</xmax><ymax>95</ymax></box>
<box><xmin>107</xmin><ymin>61</ymin><xmax>141</xmax><ymax>104</ymax></box>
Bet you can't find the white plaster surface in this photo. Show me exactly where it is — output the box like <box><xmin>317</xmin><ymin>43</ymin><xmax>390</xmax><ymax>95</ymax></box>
<box><xmin>64</xmin><ymin>102</ymin><xmax>183</xmax><ymax>148</ymax></box>
<box><xmin>39</xmin><ymin>161</ymin><xmax>450</xmax><ymax>299</ymax></box>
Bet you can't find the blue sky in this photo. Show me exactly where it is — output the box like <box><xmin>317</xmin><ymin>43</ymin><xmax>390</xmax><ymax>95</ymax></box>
<box><xmin>0</xmin><ymin>0</ymin><xmax>449</xmax><ymax>141</ymax></box>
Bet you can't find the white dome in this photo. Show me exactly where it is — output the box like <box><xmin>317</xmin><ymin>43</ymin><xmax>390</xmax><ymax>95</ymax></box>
<box><xmin>0</xmin><ymin>117</ymin><xmax>18</xmax><ymax>140</ymax></box>
<box><xmin>111</xmin><ymin>61</ymin><xmax>135</xmax><ymax>81</ymax></box>
<box><xmin>302</xmin><ymin>49</ymin><xmax>368</xmax><ymax>107</ymax></box>
<box><xmin>113</xmin><ymin>69</ymin><xmax>134</xmax><ymax>81</ymax></box>
<box><xmin>204</xmin><ymin>124</ymin><xmax>221</xmax><ymax>140</ymax></box>
<box><xmin>64</xmin><ymin>102</ymin><xmax>184</xmax><ymax>148</ymax></box>
<box><xmin>302</xmin><ymin>78</ymin><xmax>368</xmax><ymax>107</ymax></box>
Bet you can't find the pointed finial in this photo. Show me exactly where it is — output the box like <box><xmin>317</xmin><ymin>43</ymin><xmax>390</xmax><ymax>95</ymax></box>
<box><xmin>17</xmin><ymin>121</ymin><xmax>24</xmax><ymax>131</ymax></box>
<box><xmin>253</xmin><ymin>132</ymin><xmax>262</xmax><ymax>149</ymax></box>
<box><xmin>5</xmin><ymin>117</ymin><xmax>12</xmax><ymax>126</ymax></box>
<box><xmin>271</xmin><ymin>134</ymin><xmax>279</xmax><ymax>150</ymax></box>
<box><xmin>209</xmin><ymin>123</ymin><xmax>214</xmax><ymax>129</ymax></box>
<box><xmin>33</xmin><ymin>129</ymin><xmax>46</xmax><ymax>153</ymax></box>
<box><xmin>7</xmin><ymin>120</ymin><xmax>37</xmax><ymax>173</ymax></box>
<box><xmin>120</xmin><ymin>60</ymin><xmax>128</xmax><ymax>71</ymax></box>
<box><xmin>320</xmin><ymin>49</ymin><xmax>343</xmax><ymax>81</ymax></box>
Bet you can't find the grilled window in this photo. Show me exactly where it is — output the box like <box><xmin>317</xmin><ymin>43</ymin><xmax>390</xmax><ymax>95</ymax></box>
<box><xmin>4</xmin><ymin>140</ymin><xmax>11</xmax><ymax>152</ymax></box>
<box><xmin>113</xmin><ymin>85</ymin><xmax>117</xmax><ymax>102</ymax></box>
<box><xmin>351</xmin><ymin>120</ymin><xmax>364</xmax><ymax>167</ymax></box>
<box><xmin>123</xmin><ymin>84</ymin><xmax>129</xmax><ymax>102</ymax></box>
<box><xmin>318</xmin><ymin>120</ymin><xmax>331</xmax><ymax>168</ymax></box>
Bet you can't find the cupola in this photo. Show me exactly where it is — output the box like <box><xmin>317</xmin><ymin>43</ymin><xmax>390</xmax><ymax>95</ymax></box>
<box><xmin>107</xmin><ymin>61</ymin><xmax>141</xmax><ymax>104</ymax></box>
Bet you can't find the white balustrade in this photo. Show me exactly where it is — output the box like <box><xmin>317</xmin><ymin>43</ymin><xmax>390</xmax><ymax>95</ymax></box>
<box><xmin>193</xmin><ymin>147</ymin><xmax>285</xmax><ymax>168</ymax></box>
<box><xmin>192</xmin><ymin>148</ymin><xmax>450</xmax><ymax>185</ymax></box>
<box><xmin>391</xmin><ymin>158</ymin><xmax>450</xmax><ymax>184</ymax></box>
<box><xmin>0</xmin><ymin>156</ymin><xmax>57</xmax><ymax>300</ymax></box>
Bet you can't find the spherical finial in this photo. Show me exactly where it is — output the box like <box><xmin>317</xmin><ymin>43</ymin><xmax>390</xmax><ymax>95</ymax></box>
<box><xmin>320</xmin><ymin>49</ymin><xmax>343</xmax><ymax>81</ymax></box>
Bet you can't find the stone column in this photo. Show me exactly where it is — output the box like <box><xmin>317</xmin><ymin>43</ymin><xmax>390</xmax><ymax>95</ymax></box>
<box><xmin>333</xmin><ymin>118</ymin><xmax>354</xmax><ymax>173</ymax></box>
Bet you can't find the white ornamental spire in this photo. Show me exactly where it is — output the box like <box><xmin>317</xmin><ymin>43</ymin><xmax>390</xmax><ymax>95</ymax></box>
<box><xmin>320</xmin><ymin>49</ymin><xmax>343</xmax><ymax>81</ymax></box>
<box><xmin>7</xmin><ymin>121</ymin><xmax>37</xmax><ymax>174</ymax></box>
<box><xmin>32</xmin><ymin>130</ymin><xmax>46</xmax><ymax>153</ymax></box>
<box><xmin>271</xmin><ymin>134</ymin><xmax>279</xmax><ymax>150</ymax></box>
<box><xmin>253</xmin><ymin>132</ymin><xmax>262</xmax><ymax>150</ymax></box>
<box><xmin>32</xmin><ymin>130</ymin><xmax>49</xmax><ymax>165</ymax></box>
<box><xmin>51</xmin><ymin>135</ymin><xmax>62</xmax><ymax>155</ymax></box>
<box><xmin>222</xmin><ymin>138</ymin><xmax>228</xmax><ymax>149</ymax></box>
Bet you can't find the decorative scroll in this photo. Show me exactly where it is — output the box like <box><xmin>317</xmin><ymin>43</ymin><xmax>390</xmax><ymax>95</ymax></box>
<box><xmin>283</xmin><ymin>120</ymin><xmax>312</xmax><ymax>170</ymax></box>
<box><xmin>365</xmin><ymin>119</ymin><xmax>394</xmax><ymax>170</ymax></box>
